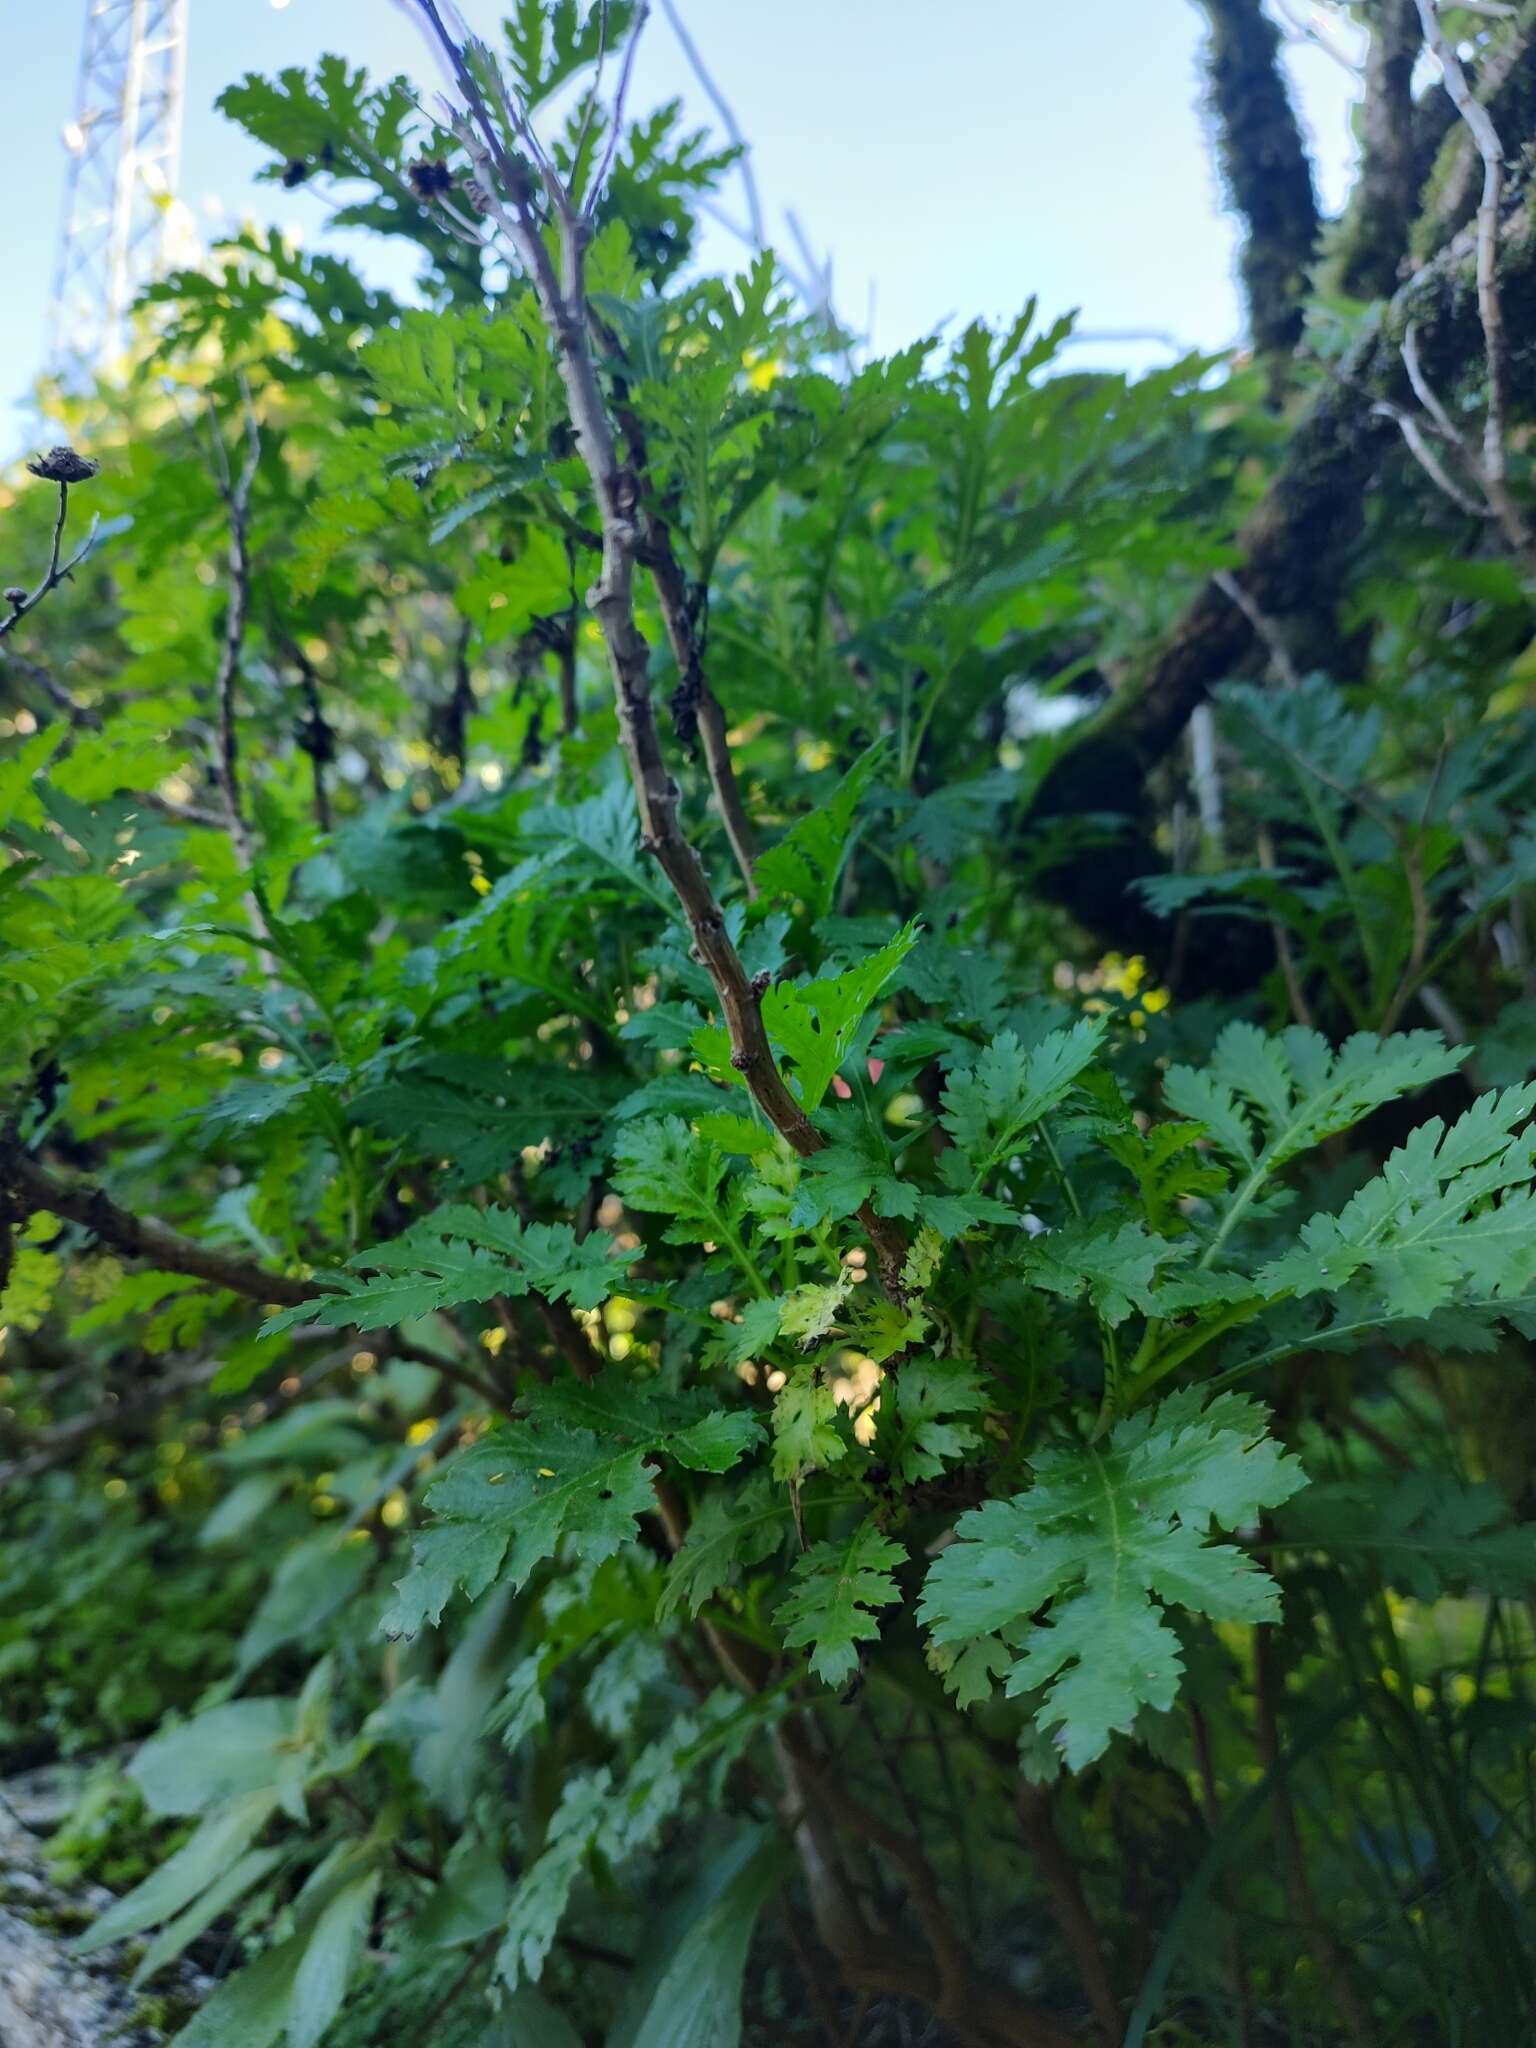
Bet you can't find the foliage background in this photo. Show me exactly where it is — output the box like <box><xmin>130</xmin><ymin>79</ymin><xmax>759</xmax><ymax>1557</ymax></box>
<box><xmin>4</xmin><ymin>5</ymin><xmax>1536</xmax><ymax>2047</ymax></box>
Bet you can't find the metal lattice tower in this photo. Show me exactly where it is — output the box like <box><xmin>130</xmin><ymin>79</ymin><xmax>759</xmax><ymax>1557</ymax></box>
<box><xmin>49</xmin><ymin>0</ymin><xmax>190</xmax><ymax>386</ymax></box>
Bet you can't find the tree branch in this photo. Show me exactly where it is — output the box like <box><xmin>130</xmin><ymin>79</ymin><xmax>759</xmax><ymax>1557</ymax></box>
<box><xmin>207</xmin><ymin>388</ymin><xmax>263</xmax><ymax>868</ymax></box>
<box><xmin>1195</xmin><ymin>0</ymin><xmax>1320</xmax><ymax>359</ymax></box>
<box><xmin>1336</xmin><ymin>0</ymin><xmax>1423</xmax><ymax>300</ymax></box>
<box><xmin>0</xmin><ymin>1142</ymin><xmax>315</xmax><ymax>1307</ymax></box>
<box><xmin>409</xmin><ymin>1</ymin><xmax>910</xmax><ymax>1298</ymax></box>
<box><xmin>1026</xmin><ymin>183</ymin><xmax>1536</xmax><ymax>942</ymax></box>
<box><xmin>1415</xmin><ymin>0</ymin><xmax>1534</xmax><ymax>558</ymax></box>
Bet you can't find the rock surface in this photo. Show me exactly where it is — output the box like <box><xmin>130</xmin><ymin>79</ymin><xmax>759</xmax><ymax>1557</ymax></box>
<box><xmin>0</xmin><ymin>1772</ymin><xmax>204</xmax><ymax>2048</ymax></box>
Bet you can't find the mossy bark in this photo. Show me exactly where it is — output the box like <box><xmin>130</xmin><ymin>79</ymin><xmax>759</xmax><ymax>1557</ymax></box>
<box><xmin>1024</xmin><ymin>183</ymin><xmax>1536</xmax><ymax>953</ymax></box>
<box><xmin>1335</xmin><ymin>0</ymin><xmax>1423</xmax><ymax>301</ymax></box>
<box><xmin>1196</xmin><ymin>0</ymin><xmax>1320</xmax><ymax>358</ymax></box>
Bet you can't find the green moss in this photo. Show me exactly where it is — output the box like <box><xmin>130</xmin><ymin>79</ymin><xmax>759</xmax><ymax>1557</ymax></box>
<box><xmin>1198</xmin><ymin>0</ymin><xmax>1319</xmax><ymax>356</ymax></box>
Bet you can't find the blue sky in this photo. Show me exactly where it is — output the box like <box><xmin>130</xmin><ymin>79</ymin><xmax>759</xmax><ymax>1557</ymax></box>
<box><xmin>5</xmin><ymin>1</ymin><xmax>1358</xmax><ymax>435</ymax></box>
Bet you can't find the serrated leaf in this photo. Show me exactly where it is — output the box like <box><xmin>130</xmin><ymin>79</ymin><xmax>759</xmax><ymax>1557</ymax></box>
<box><xmin>879</xmin><ymin>1355</ymin><xmax>988</xmax><ymax>1482</ymax></box>
<box><xmin>1019</xmin><ymin>1219</ymin><xmax>1176</xmax><ymax>1327</ymax></box>
<box><xmin>1258</xmin><ymin>1083</ymin><xmax>1536</xmax><ymax>1319</ymax></box>
<box><xmin>386</xmin><ymin>1379</ymin><xmax>759</xmax><ymax>1633</ymax></box>
<box><xmin>771</xmin><ymin>1367</ymin><xmax>847</xmax><ymax>1479</ymax></box>
<box><xmin>918</xmin><ymin>1392</ymin><xmax>1305</xmax><ymax>1767</ymax></box>
<box><xmin>941</xmin><ymin>1016</ymin><xmax>1106</xmax><ymax>1170</ymax></box>
<box><xmin>659</xmin><ymin>1476</ymin><xmax>788</xmax><ymax>1619</ymax></box>
<box><xmin>757</xmin><ymin>921</ymin><xmax>918</xmax><ymax>1112</ymax></box>
<box><xmin>776</xmin><ymin>1522</ymin><xmax>906</xmax><ymax>1685</ymax></box>
<box><xmin>754</xmin><ymin>742</ymin><xmax>888</xmax><ymax>919</ymax></box>
<box><xmin>261</xmin><ymin>1208</ymin><xmax>638</xmax><ymax>1337</ymax></box>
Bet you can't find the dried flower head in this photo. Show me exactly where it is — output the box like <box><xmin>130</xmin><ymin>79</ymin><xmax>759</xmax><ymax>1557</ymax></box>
<box><xmin>27</xmin><ymin>447</ymin><xmax>100</xmax><ymax>486</ymax></box>
<box><xmin>408</xmin><ymin>159</ymin><xmax>455</xmax><ymax>200</ymax></box>
<box><xmin>280</xmin><ymin>158</ymin><xmax>310</xmax><ymax>189</ymax></box>
<box><xmin>3</xmin><ymin>588</ymin><xmax>26</xmax><ymax>607</ymax></box>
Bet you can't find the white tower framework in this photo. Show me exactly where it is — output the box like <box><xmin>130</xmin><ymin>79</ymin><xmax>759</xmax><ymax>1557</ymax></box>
<box><xmin>49</xmin><ymin>0</ymin><xmax>190</xmax><ymax>386</ymax></box>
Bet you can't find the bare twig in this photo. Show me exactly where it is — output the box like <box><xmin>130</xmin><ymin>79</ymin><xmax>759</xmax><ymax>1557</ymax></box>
<box><xmin>1415</xmin><ymin>0</ymin><xmax>1534</xmax><ymax>558</ymax></box>
<box><xmin>1401</xmin><ymin>320</ymin><xmax>1463</xmax><ymax>446</ymax></box>
<box><xmin>136</xmin><ymin>789</ymin><xmax>226</xmax><ymax>829</ymax></box>
<box><xmin>570</xmin><ymin>0</ymin><xmax>610</xmax><ymax>188</ymax></box>
<box><xmin>0</xmin><ymin>647</ymin><xmax>101</xmax><ymax>728</ymax></box>
<box><xmin>207</xmin><ymin>385</ymin><xmax>264</xmax><ymax>867</ymax></box>
<box><xmin>585</xmin><ymin>1</ymin><xmax>651</xmax><ymax>213</ymax></box>
<box><xmin>407</xmin><ymin>0</ymin><xmax>910</xmax><ymax>1297</ymax></box>
<box><xmin>0</xmin><ymin>1354</ymin><xmax>223</xmax><ymax>1484</ymax></box>
<box><xmin>1212</xmin><ymin>569</ymin><xmax>1301</xmax><ymax>687</ymax></box>
<box><xmin>1015</xmin><ymin>1787</ymin><xmax>1125</xmax><ymax>2044</ymax></box>
<box><xmin>657</xmin><ymin>0</ymin><xmax>764</xmax><ymax>246</ymax></box>
<box><xmin>0</xmin><ymin>454</ymin><xmax>102</xmax><ymax>645</ymax></box>
<box><xmin>604</xmin><ymin>388</ymin><xmax>760</xmax><ymax>890</ymax></box>
<box><xmin>1372</xmin><ymin>399</ymin><xmax>1490</xmax><ymax>518</ymax></box>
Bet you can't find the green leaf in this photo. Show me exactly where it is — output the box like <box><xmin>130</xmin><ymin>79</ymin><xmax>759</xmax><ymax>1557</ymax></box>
<box><xmin>771</xmin><ymin>1366</ymin><xmax>847</xmax><ymax>1479</ymax></box>
<box><xmin>617</xmin><ymin>1828</ymin><xmax>787</xmax><ymax>2048</ymax></box>
<box><xmin>78</xmin><ymin>1791</ymin><xmax>279</xmax><ymax>1953</ymax></box>
<box><xmin>1276</xmin><ymin>1471</ymin><xmax>1536</xmax><ymax>1598</ymax></box>
<box><xmin>385</xmin><ymin>1379</ymin><xmax>760</xmax><ymax>1634</ymax></box>
<box><xmin>754</xmin><ymin>742</ymin><xmax>888</xmax><ymax>920</ymax></box>
<box><xmin>288</xmin><ymin>1868</ymin><xmax>380</xmax><ymax>2048</ymax></box>
<box><xmin>261</xmin><ymin>1208</ymin><xmax>639</xmax><ymax>1336</ymax></box>
<box><xmin>659</xmin><ymin>1476</ymin><xmax>788</xmax><ymax>1619</ymax></box>
<box><xmin>1163</xmin><ymin>1024</ymin><xmax>1467</xmax><ymax>1208</ymax></box>
<box><xmin>1257</xmin><ymin>1083</ymin><xmax>1536</xmax><ymax>1319</ymax></box>
<box><xmin>130</xmin><ymin>1698</ymin><xmax>300</xmax><ymax>1816</ymax></box>
<box><xmin>776</xmin><ymin>1521</ymin><xmax>906</xmax><ymax>1685</ymax></box>
<box><xmin>757</xmin><ymin>921</ymin><xmax>919</xmax><ymax>1112</ymax></box>
<box><xmin>918</xmin><ymin>1392</ymin><xmax>1306</xmax><ymax>1768</ymax></box>
<box><xmin>612</xmin><ymin>1116</ymin><xmax>741</xmax><ymax>1248</ymax></box>
<box><xmin>457</xmin><ymin>529</ymin><xmax>573</xmax><ymax>645</ymax></box>
<box><xmin>351</xmin><ymin>1058</ymin><xmax>624</xmax><ymax>1184</ymax></box>
<box><xmin>879</xmin><ymin>1356</ymin><xmax>989</xmax><ymax>1482</ymax></box>
<box><xmin>1019</xmin><ymin>1219</ymin><xmax>1176</xmax><ymax>1327</ymax></box>
<box><xmin>941</xmin><ymin>1016</ymin><xmax>1106</xmax><ymax>1170</ymax></box>
<box><xmin>131</xmin><ymin>1847</ymin><xmax>286</xmax><ymax>1987</ymax></box>
<box><xmin>236</xmin><ymin>1533</ymin><xmax>374</xmax><ymax>1675</ymax></box>
<box><xmin>167</xmin><ymin>1935</ymin><xmax>302</xmax><ymax>2048</ymax></box>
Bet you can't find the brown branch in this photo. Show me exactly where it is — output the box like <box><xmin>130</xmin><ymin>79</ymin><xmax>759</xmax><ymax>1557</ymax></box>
<box><xmin>605</xmin><ymin>388</ymin><xmax>760</xmax><ymax>895</ymax></box>
<box><xmin>1026</xmin><ymin>183</ymin><xmax>1536</xmax><ymax>941</ymax></box>
<box><xmin>0</xmin><ymin>1142</ymin><xmax>314</xmax><ymax>1307</ymax></box>
<box><xmin>0</xmin><ymin>1355</ymin><xmax>222</xmax><ymax>1484</ymax></box>
<box><xmin>0</xmin><ymin>647</ymin><xmax>101</xmax><ymax>729</ymax></box>
<box><xmin>1015</xmin><ymin>1787</ymin><xmax>1124</xmax><ymax>2045</ymax></box>
<box><xmin>414</xmin><ymin>6</ymin><xmax>909</xmax><ymax>1299</ymax></box>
